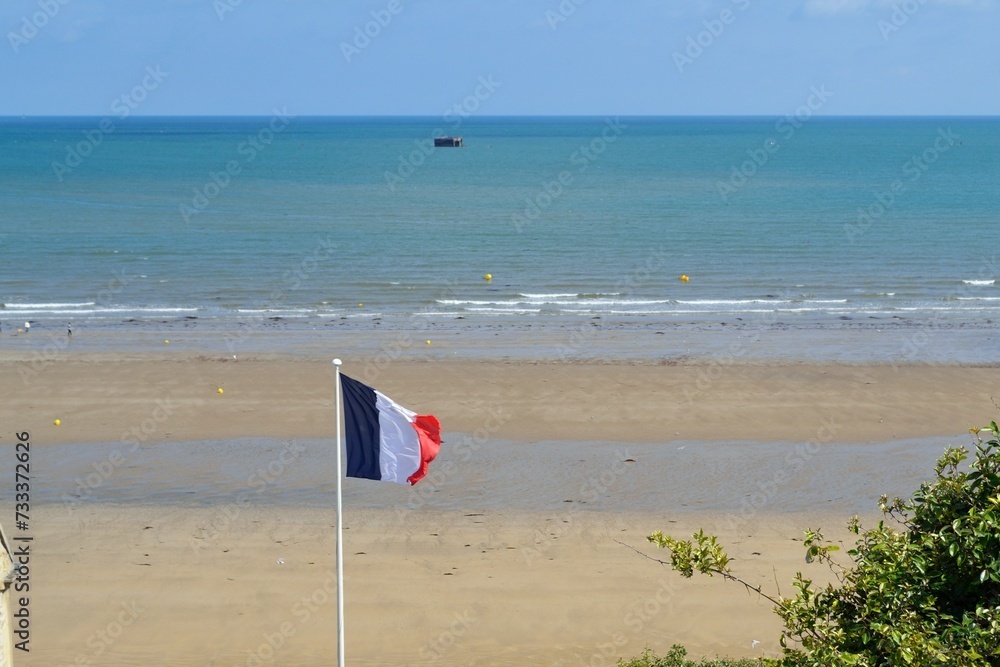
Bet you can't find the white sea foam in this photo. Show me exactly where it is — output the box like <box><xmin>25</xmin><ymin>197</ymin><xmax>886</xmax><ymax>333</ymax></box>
<box><xmin>518</xmin><ymin>293</ymin><xmax>578</xmax><ymax>299</ymax></box>
<box><xmin>895</xmin><ymin>306</ymin><xmax>994</xmax><ymax>312</ymax></box>
<box><xmin>962</xmin><ymin>279</ymin><xmax>995</xmax><ymax>286</ymax></box>
<box><xmin>3</xmin><ymin>307</ymin><xmax>200</xmax><ymax>315</ymax></box>
<box><xmin>437</xmin><ymin>299</ymin><xmax>505</xmax><ymax>306</ymax></box>
<box><xmin>669</xmin><ymin>310</ymin><xmax>758</xmax><ymax>315</ymax></box>
<box><xmin>465</xmin><ymin>307</ymin><xmax>543</xmax><ymax>314</ymax></box>
<box><xmin>439</xmin><ymin>298</ymin><xmax>671</xmax><ymax>307</ymax></box>
<box><xmin>237</xmin><ymin>309</ymin><xmax>313</xmax><ymax>314</ymax></box>
<box><xmin>3</xmin><ymin>302</ymin><xmax>97</xmax><ymax>309</ymax></box>
<box><xmin>581</xmin><ymin>310</ymin><xmax>674</xmax><ymax>315</ymax></box>
<box><xmin>674</xmin><ymin>299</ymin><xmax>792</xmax><ymax>305</ymax></box>
<box><xmin>548</xmin><ymin>299</ymin><xmax>670</xmax><ymax>306</ymax></box>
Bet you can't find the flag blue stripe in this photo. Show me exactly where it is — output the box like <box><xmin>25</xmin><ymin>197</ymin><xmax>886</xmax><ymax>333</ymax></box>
<box><xmin>340</xmin><ymin>373</ymin><xmax>382</xmax><ymax>481</ymax></box>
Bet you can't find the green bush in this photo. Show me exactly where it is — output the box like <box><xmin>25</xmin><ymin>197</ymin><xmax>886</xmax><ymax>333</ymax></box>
<box><xmin>643</xmin><ymin>422</ymin><xmax>1000</xmax><ymax>666</ymax></box>
<box><xmin>617</xmin><ymin>645</ymin><xmax>763</xmax><ymax>666</ymax></box>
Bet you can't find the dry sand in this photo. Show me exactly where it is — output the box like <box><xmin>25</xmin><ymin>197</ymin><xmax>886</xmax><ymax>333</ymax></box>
<box><xmin>3</xmin><ymin>352</ymin><xmax>999</xmax><ymax>665</ymax></box>
<box><xmin>5</xmin><ymin>355</ymin><xmax>998</xmax><ymax>445</ymax></box>
<box><xmin>29</xmin><ymin>505</ymin><xmax>843</xmax><ymax>666</ymax></box>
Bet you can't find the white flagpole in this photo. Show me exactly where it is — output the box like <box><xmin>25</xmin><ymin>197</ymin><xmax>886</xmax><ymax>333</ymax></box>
<box><xmin>332</xmin><ymin>359</ymin><xmax>345</xmax><ymax>667</ymax></box>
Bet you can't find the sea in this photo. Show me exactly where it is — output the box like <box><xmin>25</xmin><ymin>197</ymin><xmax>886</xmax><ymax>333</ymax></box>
<box><xmin>1</xmin><ymin>115</ymin><xmax>999</xmax><ymax>359</ymax></box>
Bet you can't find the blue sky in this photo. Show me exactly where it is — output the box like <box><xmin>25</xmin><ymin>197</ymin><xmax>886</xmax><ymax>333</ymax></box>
<box><xmin>1</xmin><ymin>0</ymin><xmax>997</xmax><ymax>116</ymax></box>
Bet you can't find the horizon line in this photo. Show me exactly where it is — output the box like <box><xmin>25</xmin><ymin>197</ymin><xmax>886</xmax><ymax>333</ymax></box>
<box><xmin>2</xmin><ymin>113</ymin><xmax>998</xmax><ymax>119</ymax></box>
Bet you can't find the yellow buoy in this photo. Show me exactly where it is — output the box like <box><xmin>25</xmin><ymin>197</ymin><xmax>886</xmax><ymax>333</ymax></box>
<box><xmin>680</xmin><ymin>275</ymin><xmax>690</xmax><ymax>282</ymax></box>
<box><xmin>54</xmin><ymin>418</ymin><xmax>61</xmax><ymax>426</ymax></box>
<box><xmin>217</xmin><ymin>387</ymin><xmax>224</xmax><ymax>394</ymax></box>
<box><xmin>164</xmin><ymin>339</ymin><xmax>169</xmax><ymax>344</ymax></box>
<box><xmin>425</xmin><ymin>340</ymin><xmax>431</xmax><ymax>345</ymax></box>
<box><xmin>358</xmin><ymin>303</ymin><xmax>363</xmax><ymax>308</ymax></box>
<box><xmin>484</xmin><ymin>273</ymin><xmax>492</xmax><ymax>281</ymax></box>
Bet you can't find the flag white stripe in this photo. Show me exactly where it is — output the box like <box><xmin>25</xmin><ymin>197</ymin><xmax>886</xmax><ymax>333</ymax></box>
<box><xmin>374</xmin><ymin>391</ymin><xmax>421</xmax><ymax>484</ymax></box>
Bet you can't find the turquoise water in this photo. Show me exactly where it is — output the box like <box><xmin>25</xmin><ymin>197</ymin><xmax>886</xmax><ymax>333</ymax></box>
<box><xmin>1</xmin><ymin>116</ymin><xmax>999</xmax><ymax>331</ymax></box>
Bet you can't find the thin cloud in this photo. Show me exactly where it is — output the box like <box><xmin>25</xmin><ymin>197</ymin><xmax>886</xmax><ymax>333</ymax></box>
<box><xmin>935</xmin><ymin>0</ymin><xmax>994</xmax><ymax>6</ymax></box>
<box><xmin>59</xmin><ymin>17</ymin><xmax>105</xmax><ymax>43</ymax></box>
<box><xmin>804</xmin><ymin>0</ymin><xmax>870</xmax><ymax>16</ymax></box>
<box><xmin>805</xmin><ymin>0</ymin><xmax>993</xmax><ymax>15</ymax></box>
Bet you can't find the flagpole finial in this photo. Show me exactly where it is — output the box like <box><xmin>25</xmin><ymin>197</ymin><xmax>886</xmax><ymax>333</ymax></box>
<box><xmin>333</xmin><ymin>358</ymin><xmax>342</xmax><ymax>366</ymax></box>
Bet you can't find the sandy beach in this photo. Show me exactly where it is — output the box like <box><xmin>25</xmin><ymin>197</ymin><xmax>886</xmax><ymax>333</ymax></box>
<box><xmin>3</xmin><ymin>343</ymin><xmax>999</xmax><ymax>665</ymax></box>
<box><xmin>4</xmin><ymin>351</ymin><xmax>998</xmax><ymax>446</ymax></box>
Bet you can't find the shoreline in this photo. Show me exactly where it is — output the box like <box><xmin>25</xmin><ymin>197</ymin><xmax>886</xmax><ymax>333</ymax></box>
<box><xmin>2</xmin><ymin>319</ymin><xmax>999</xmax><ymax>364</ymax></box>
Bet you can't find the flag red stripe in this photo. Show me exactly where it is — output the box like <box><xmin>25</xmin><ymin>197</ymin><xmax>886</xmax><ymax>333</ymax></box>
<box><xmin>406</xmin><ymin>414</ymin><xmax>441</xmax><ymax>485</ymax></box>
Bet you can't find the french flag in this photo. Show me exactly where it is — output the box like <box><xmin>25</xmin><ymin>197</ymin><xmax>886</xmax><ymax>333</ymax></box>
<box><xmin>340</xmin><ymin>374</ymin><xmax>441</xmax><ymax>485</ymax></box>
